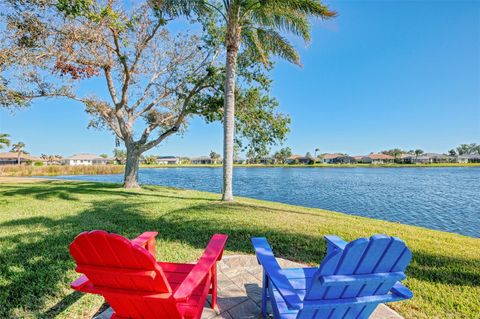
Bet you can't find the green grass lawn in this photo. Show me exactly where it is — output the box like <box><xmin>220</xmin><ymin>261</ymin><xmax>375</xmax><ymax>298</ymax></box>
<box><xmin>0</xmin><ymin>180</ymin><xmax>478</xmax><ymax>318</ymax></box>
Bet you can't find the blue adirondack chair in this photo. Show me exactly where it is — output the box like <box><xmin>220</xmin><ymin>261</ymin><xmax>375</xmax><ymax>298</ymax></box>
<box><xmin>252</xmin><ymin>235</ymin><xmax>413</xmax><ymax>319</ymax></box>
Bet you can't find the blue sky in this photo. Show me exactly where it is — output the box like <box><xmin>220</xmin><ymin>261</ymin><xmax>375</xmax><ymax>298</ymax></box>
<box><xmin>1</xmin><ymin>0</ymin><xmax>479</xmax><ymax>157</ymax></box>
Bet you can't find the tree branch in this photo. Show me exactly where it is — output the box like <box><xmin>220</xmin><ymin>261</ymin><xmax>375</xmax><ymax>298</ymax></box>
<box><xmin>104</xmin><ymin>66</ymin><xmax>119</xmax><ymax>105</ymax></box>
<box><xmin>139</xmin><ymin>75</ymin><xmax>215</xmax><ymax>152</ymax></box>
<box><xmin>130</xmin><ymin>19</ymin><xmax>164</xmax><ymax>75</ymax></box>
<box><xmin>110</xmin><ymin>28</ymin><xmax>130</xmax><ymax>110</ymax></box>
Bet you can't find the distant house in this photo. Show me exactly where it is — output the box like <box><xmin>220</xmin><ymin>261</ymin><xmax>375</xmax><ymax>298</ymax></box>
<box><xmin>403</xmin><ymin>153</ymin><xmax>453</xmax><ymax>164</ymax></box>
<box><xmin>260</xmin><ymin>156</ymin><xmax>274</xmax><ymax>164</ymax></box>
<box><xmin>403</xmin><ymin>155</ymin><xmax>431</xmax><ymax>164</ymax></box>
<box><xmin>321</xmin><ymin>153</ymin><xmax>356</xmax><ymax>164</ymax></box>
<box><xmin>286</xmin><ymin>155</ymin><xmax>314</xmax><ymax>164</ymax></box>
<box><xmin>191</xmin><ymin>156</ymin><xmax>213</xmax><ymax>164</ymax></box>
<box><xmin>423</xmin><ymin>153</ymin><xmax>452</xmax><ymax>163</ymax></box>
<box><xmin>353</xmin><ymin>156</ymin><xmax>364</xmax><ymax>162</ymax></box>
<box><xmin>335</xmin><ymin>156</ymin><xmax>357</xmax><ymax>164</ymax></box>
<box><xmin>61</xmin><ymin>153</ymin><xmax>110</xmax><ymax>166</ymax></box>
<box><xmin>321</xmin><ymin>153</ymin><xmax>344</xmax><ymax>164</ymax></box>
<box><xmin>457</xmin><ymin>154</ymin><xmax>480</xmax><ymax>163</ymax></box>
<box><xmin>361</xmin><ymin>154</ymin><xmax>395</xmax><ymax>164</ymax></box>
<box><xmin>156</xmin><ymin>156</ymin><xmax>179</xmax><ymax>165</ymax></box>
<box><xmin>0</xmin><ymin>152</ymin><xmax>44</xmax><ymax>165</ymax></box>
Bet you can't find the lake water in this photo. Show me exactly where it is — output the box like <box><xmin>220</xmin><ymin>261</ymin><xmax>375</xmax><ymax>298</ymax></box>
<box><xmin>51</xmin><ymin>167</ymin><xmax>480</xmax><ymax>238</ymax></box>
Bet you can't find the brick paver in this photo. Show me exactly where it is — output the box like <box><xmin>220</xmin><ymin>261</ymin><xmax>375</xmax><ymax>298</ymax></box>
<box><xmin>95</xmin><ymin>255</ymin><xmax>403</xmax><ymax>319</ymax></box>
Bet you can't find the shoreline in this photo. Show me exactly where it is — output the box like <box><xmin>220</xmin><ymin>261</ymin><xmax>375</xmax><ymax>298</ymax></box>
<box><xmin>2</xmin><ymin>162</ymin><xmax>479</xmax><ymax>178</ymax></box>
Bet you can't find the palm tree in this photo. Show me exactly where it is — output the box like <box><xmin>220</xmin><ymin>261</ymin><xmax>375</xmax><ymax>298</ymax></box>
<box><xmin>414</xmin><ymin>149</ymin><xmax>424</xmax><ymax>159</ymax></box>
<box><xmin>210</xmin><ymin>151</ymin><xmax>221</xmax><ymax>164</ymax></box>
<box><xmin>202</xmin><ymin>0</ymin><xmax>335</xmax><ymax>201</ymax></box>
<box><xmin>11</xmin><ymin>142</ymin><xmax>26</xmax><ymax>165</ymax></box>
<box><xmin>0</xmin><ymin>133</ymin><xmax>11</xmax><ymax>149</ymax></box>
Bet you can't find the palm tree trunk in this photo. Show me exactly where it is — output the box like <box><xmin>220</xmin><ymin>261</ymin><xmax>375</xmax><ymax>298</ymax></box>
<box><xmin>124</xmin><ymin>143</ymin><xmax>141</xmax><ymax>189</ymax></box>
<box><xmin>222</xmin><ymin>45</ymin><xmax>239</xmax><ymax>201</ymax></box>
<box><xmin>17</xmin><ymin>152</ymin><xmax>21</xmax><ymax>165</ymax></box>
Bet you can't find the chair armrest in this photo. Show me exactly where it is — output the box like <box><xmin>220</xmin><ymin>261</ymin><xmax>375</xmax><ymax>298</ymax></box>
<box><xmin>71</xmin><ymin>274</ymin><xmax>90</xmax><ymax>290</ymax></box>
<box><xmin>391</xmin><ymin>281</ymin><xmax>413</xmax><ymax>299</ymax></box>
<box><xmin>173</xmin><ymin>234</ymin><xmax>228</xmax><ymax>301</ymax></box>
<box><xmin>131</xmin><ymin>231</ymin><xmax>158</xmax><ymax>258</ymax></box>
<box><xmin>251</xmin><ymin>237</ymin><xmax>303</xmax><ymax>310</ymax></box>
<box><xmin>71</xmin><ymin>275</ymin><xmax>101</xmax><ymax>294</ymax></box>
<box><xmin>319</xmin><ymin>272</ymin><xmax>406</xmax><ymax>286</ymax></box>
<box><xmin>324</xmin><ymin>235</ymin><xmax>347</xmax><ymax>255</ymax></box>
<box><xmin>302</xmin><ymin>281</ymin><xmax>412</xmax><ymax>310</ymax></box>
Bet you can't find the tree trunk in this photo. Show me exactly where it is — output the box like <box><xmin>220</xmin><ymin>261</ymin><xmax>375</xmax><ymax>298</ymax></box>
<box><xmin>124</xmin><ymin>144</ymin><xmax>141</xmax><ymax>189</ymax></box>
<box><xmin>222</xmin><ymin>44</ymin><xmax>238</xmax><ymax>201</ymax></box>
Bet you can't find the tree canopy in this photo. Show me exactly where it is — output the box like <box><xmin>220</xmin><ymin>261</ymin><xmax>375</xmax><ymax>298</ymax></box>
<box><xmin>0</xmin><ymin>0</ymin><xmax>292</xmax><ymax>187</ymax></box>
<box><xmin>0</xmin><ymin>134</ymin><xmax>11</xmax><ymax>149</ymax></box>
<box><xmin>456</xmin><ymin>143</ymin><xmax>480</xmax><ymax>155</ymax></box>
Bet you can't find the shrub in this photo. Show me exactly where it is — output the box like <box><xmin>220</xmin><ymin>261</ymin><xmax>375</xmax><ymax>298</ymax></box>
<box><xmin>0</xmin><ymin>165</ymin><xmax>124</xmax><ymax>177</ymax></box>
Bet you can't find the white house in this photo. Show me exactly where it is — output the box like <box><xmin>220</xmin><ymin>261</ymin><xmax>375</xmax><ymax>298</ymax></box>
<box><xmin>457</xmin><ymin>154</ymin><xmax>480</xmax><ymax>163</ymax></box>
<box><xmin>61</xmin><ymin>153</ymin><xmax>109</xmax><ymax>166</ymax></box>
<box><xmin>156</xmin><ymin>156</ymin><xmax>180</xmax><ymax>165</ymax></box>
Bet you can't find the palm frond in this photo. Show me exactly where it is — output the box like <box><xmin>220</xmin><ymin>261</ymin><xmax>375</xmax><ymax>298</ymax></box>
<box><xmin>0</xmin><ymin>133</ymin><xmax>11</xmax><ymax>149</ymax></box>
<box><xmin>238</xmin><ymin>0</ymin><xmax>335</xmax><ymax>67</ymax></box>
<box><xmin>243</xmin><ymin>27</ymin><xmax>301</xmax><ymax>66</ymax></box>
<box><xmin>149</xmin><ymin>0</ymin><xmax>210</xmax><ymax>18</ymax></box>
<box><xmin>250</xmin><ymin>6</ymin><xmax>311</xmax><ymax>41</ymax></box>
<box><xmin>262</xmin><ymin>0</ymin><xmax>336</xmax><ymax>18</ymax></box>
<box><xmin>241</xmin><ymin>28</ymin><xmax>269</xmax><ymax>65</ymax></box>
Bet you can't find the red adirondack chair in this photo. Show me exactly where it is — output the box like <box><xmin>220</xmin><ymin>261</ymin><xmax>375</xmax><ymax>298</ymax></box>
<box><xmin>69</xmin><ymin>230</ymin><xmax>228</xmax><ymax>319</ymax></box>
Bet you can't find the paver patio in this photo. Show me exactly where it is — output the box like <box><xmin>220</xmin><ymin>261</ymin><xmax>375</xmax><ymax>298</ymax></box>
<box><xmin>94</xmin><ymin>255</ymin><xmax>403</xmax><ymax>319</ymax></box>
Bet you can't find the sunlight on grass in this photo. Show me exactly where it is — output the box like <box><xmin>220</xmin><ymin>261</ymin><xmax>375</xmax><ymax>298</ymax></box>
<box><xmin>0</xmin><ymin>180</ymin><xmax>478</xmax><ymax>318</ymax></box>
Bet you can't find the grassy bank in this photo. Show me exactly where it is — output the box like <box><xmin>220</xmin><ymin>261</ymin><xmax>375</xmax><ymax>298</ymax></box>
<box><xmin>0</xmin><ymin>180</ymin><xmax>478</xmax><ymax>318</ymax></box>
<box><xmin>0</xmin><ymin>165</ymin><xmax>124</xmax><ymax>177</ymax></box>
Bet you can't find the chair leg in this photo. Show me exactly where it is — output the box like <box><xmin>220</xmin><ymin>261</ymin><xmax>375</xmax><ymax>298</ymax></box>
<box><xmin>211</xmin><ymin>265</ymin><xmax>218</xmax><ymax>309</ymax></box>
<box><xmin>261</xmin><ymin>270</ymin><xmax>268</xmax><ymax>318</ymax></box>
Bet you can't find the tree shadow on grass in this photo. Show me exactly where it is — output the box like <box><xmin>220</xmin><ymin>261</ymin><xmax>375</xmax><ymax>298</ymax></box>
<box><xmin>43</xmin><ymin>291</ymin><xmax>83</xmax><ymax>318</ymax></box>
<box><xmin>156</xmin><ymin>203</ymin><xmax>480</xmax><ymax>287</ymax></box>
<box><xmin>0</xmin><ymin>191</ymin><xmax>478</xmax><ymax>317</ymax></box>
<box><xmin>0</xmin><ymin>181</ymin><xmax>219</xmax><ymax>202</ymax></box>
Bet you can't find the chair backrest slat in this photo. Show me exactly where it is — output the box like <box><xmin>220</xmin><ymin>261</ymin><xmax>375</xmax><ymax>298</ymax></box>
<box><xmin>70</xmin><ymin>230</ymin><xmax>178</xmax><ymax>319</ymax></box>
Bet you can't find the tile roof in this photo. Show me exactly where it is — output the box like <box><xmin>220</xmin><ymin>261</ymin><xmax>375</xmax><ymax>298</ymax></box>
<box><xmin>366</xmin><ymin>154</ymin><xmax>395</xmax><ymax>160</ymax></box>
<box><xmin>287</xmin><ymin>155</ymin><xmax>304</xmax><ymax>159</ymax></box>
<box><xmin>322</xmin><ymin>153</ymin><xmax>344</xmax><ymax>159</ymax></box>
<box><xmin>0</xmin><ymin>152</ymin><xmax>43</xmax><ymax>161</ymax></box>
